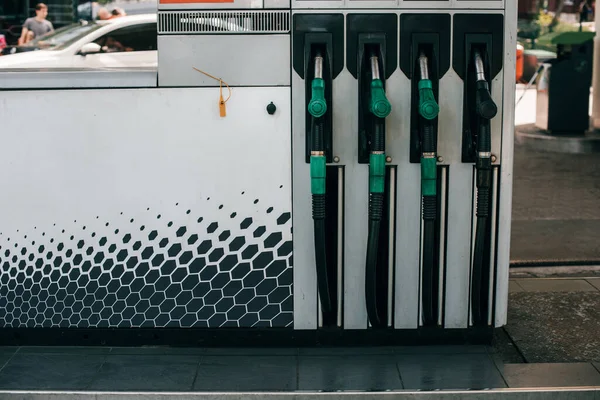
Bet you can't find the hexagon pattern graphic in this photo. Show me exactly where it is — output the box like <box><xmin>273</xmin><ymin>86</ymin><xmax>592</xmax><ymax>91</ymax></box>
<box><xmin>0</xmin><ymin>195</ymin><xmax>293</xmax><ymax>328</ymax></box>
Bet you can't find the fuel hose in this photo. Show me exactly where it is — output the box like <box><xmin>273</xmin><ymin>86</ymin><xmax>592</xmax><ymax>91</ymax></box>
<box><xmin>417</xmin><ymin>52</ymin><xmax>440</xmax><ymax>326</ymax></box>
<box><xmin>365</xmin><ymin>53</ymin><xmax>392</xmax><ymax>328</ymax></box>
<box><xmin>470</xmin><ymin>50</ymin><xmax>497</xmax><ymax>325</ymax></box>
<box><xmin>308</xmin><ymin>53</ymin><xmax>334</xmax><ymax>314</ymax></box>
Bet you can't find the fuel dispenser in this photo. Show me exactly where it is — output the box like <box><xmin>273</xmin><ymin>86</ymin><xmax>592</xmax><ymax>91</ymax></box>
<box><xmin>292</xmin><ymin>14</ymin><xmax>345</xmax><ymax>329</ymax></box>
<box><xmin>345</xmin><ymin>15</ymin><xmax>396</xmax><ymax>328</ymax></box>
<box><xmin>466</xmin><ymin>48</ymin><xmax>498</xmax><ymax>326</ymax></box>
<box><xmin>308</xmin><ymin>51</ymin><xmax>334</xmax><ymax>318</ymax></box>
<box><xmin>292</xmin><ymin>13</ymin><xmax>399</xmax><ymax>330</ymax></box>
<box><xmin>400</xmin><ymin>14</ymin><xmax>450</xmax><ymax>328</ymax></box>
<box><xmin>291</xmin><ymin>9</ymin><xmax>513</xmax><ymax>333</ymax></box>
<box><xmin>361</xmin><ymin>48</ymin><xmax>392</xmax><ymax>329</ymax></box>
<box><xmin>349</xmin><ymin>14</ymin><xmax>398</xmax><ymax>329</ymax></box>
<box><xmin>454</xmin><ymin>14</ymin><xmax>505</xmax><ymax>327</ymax></box>
<box><xmin>416</xmin><ymin>52</ymin><xmax>440</xmax><ymax>327</ymax></box>
<box><xmin>0</xmin><ymin>0</ymin><xmax>516</xmax><ymax>344</ymax></box>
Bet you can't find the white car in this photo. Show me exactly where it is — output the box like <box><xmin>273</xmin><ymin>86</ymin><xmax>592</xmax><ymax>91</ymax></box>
<box><xmin>0</xmin><ymin>14</ymin><xmax>157</xmax><ymax>69</ymax></box>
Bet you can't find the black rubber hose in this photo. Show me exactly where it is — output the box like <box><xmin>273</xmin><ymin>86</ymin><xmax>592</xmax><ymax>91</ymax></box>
<box><xmin>365</xmin><ymin>119</ymin><xmax>386</xmax><ymax>328</ymax></box>
<box><xmin>365</xmin><ymin>192</ymin><xmax>384</xmax><ymax>328</ymax></box>
<box><xmin>472</xmin><ymin>121</ymin><xmax>492</xmax><ymax>326</ymax></box>
<box><xmin>420</xmin><ymin>120</ymin><xmax>438</xmax><ymax>326</ymax></box>
<box><xmin>476</xmin><ymin>121</ymin><xmax>491</xmax><ymax>154</ymax></box>
<box><xmin>421</xmin><ymin>123</ymin><xmax>435</xmax><ymax>153</ymax></box>
<box><xmin>311</xmin><ymin>118</ymin><xmax>333</xmax><ymax>314</ymax></box>
<box><xmin>472</xmin><ymin>217</ymin><xmax>487</xmax><ymax>324</ymax></box>
<box><xmin>313</xmin><ymin>195</ymin><xmax>333</xmax><ymax>314</ymax></box>
<box><xmin>371</xmin><ymin>121</ymin><xmax>385</xmax><ymax>152</ymax></box>
<box><xmin>422</xmin><ymin>197</ymin><xmax>437</xmax><ymax>326</ymax></box>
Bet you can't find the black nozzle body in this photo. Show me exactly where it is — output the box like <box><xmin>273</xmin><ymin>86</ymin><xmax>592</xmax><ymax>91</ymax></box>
<box><xmin>475</xmin><ymin>80</ymin><xmax>497</xmax><ymax>120</ymax></box>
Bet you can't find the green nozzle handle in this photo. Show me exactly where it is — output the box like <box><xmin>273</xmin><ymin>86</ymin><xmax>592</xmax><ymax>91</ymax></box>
<box><xmin>369</xmin><ymin>153</ymin><xmax>386</xmax><ymax>194</ymax></box>
<box><xmin>420</xmin><ymin>156</ymin><xmax>437</xmax><ymax>196</ymax></box>
<box><xmin>310</xmin><ymin>155</ymin><xmax>326</xmax><ymax>195</ymax></box>
<box><xmin>369</xmin><ymin>79</ymin><xmax>392</xmax><ymax>119</ymax></box>
<box><xmin>418</xmin><ymin>79</ymin><xmax>439</xmax><ymax>120</ymax></box>
<box><xmin>308</xmin><ymin>78</ymin><xmax>327</xmax><ymax>118</ymax></box>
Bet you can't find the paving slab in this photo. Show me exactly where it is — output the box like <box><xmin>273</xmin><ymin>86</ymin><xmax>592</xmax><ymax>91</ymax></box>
<box><xmin>501</xmin><ymin>363</ymin><xmax>600</xmax><ymax>388</ymax></box>
<box><xmin>297</xmin><ymin>347</ymin><xmax>396</xmax><ymax>356</ymax></box>
<box><xmin>88</xmin><ymin>355</ymin><xmax>201</xmax><ymax>391</ymax></box>
<box><xmin>510</xmin><ymin>143</ymin><xmax>600</xmax><ymax>264</ymax></box>
<box><xmin>193</xmin><ymin>355</ymin><xmax>297</xmax><ymax>391</ymax></box>
<box><xmin>511</xmin><ymin>145</ymin><xmax>600</xmax><ymax>223</ymax></box>
<box><xmin>516</xmin><ymin>279</ymin><xmax>597</xmax><ymax>292</ymax></box>
<box><xmin>509</xmin><ymin>280</ymin><xmax>525</xmax><ymax>293</ymax></box>
<box><xmin>587</xmin><ymin>278</ymin><xmax>600</xmax><ymax>291</ymax></box>
<box><xmin>298</xmin><ymin>354</ymin><xmax>402</xmax><ymax>391</ymax></box>
<box><xmin>109</xmin><ymin>347</ymin><xmax>206</xmax><ymax>356</ymax></box>
<box><xmin>396</xmin><ymin>353</ymin><xmax>507</xmax><ymax>390</ymax></box>
<box><xmin>18</xmin><ymin>346</ymin><xmax>112</xmax><ymax>355</ymax></box>
<box><xmin>511</xmin><ymin>220</ymin><xmax>600</xmax><ymax>263</ymax></box>
<box><xmin>506</xmin><ymin>291</ymin><xmax>600</xmax><ymax>363</ymax></box>
<box><xmin>0</xmin><ymin>353</ymin><xmax>106</xmax><ymax>390</ymax></box>
<box><xmin>489</xmin><ymin>328</ymin><xmax>526</xmax><ymax>365</ymax></box>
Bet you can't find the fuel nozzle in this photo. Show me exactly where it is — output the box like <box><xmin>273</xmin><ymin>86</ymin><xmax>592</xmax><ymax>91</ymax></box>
<box><xmin>418</xmin><ymin>52</ymin><xmax>439</xmax><ymax>121</ymax></box>
<box><xmin>369</xmin><ymin>54</ymin><xmax>392</xmax><ymax>119</ymax></box>
<box><xmin>308</xmin><ymin>52</ymin><xmax>327</xmax><ymax>192</ymax></box>
<box><xmin>473</xmin><ymin>50</ymin><xmax>497</xmax><ymax>121</ymax></box>
<box><xmin>471</xmin><ymin>49</ymin><xmax>494</xmax><ymax>195</ymax></box>
<box><xmin>417</xmin><ymin>52</ymin><xmax>438</xmax><ymax>197</ymax></box>
<box><xmin>308</xmin><ymin>53</ymin><xmax>327</xmax><ymax>118</ymax></box>
<box><xmin>366</xmin><ymin>52</ymin><xmax>388</xmax><ymax>192</ymax></box>
<box><xmin>471</xmin><ymin>49</ymin><xmax>495</xmax><ymax>165</ymax></box>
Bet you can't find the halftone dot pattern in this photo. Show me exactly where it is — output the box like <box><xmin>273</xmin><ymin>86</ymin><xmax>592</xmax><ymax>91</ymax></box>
<box><xmin>0</xmin><ymin>193</ymin><xmax>293</xmax><ymax>328</ymax></box>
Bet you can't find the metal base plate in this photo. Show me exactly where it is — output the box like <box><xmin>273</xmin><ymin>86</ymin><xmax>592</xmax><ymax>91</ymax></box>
<box><xmin>0</xmin><ymin>327</ymin><xmax>494</xmax><ymax>347</ymax></box>
<box><xmin>0</xmin><ymin>344</ymin><xmax>598</xmax><ymax>399</ymax></box>
<box><xmin>0</xmin><ymin>389</ymin><xmax>597</xmax><ymax>399</ymax></box>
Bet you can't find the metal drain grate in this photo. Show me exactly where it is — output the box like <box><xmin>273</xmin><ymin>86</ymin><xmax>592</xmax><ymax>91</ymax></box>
<box><xmin>158</xmin><ymin>10</ymin><xmax>290</xmax><ymax>34</ymax></box>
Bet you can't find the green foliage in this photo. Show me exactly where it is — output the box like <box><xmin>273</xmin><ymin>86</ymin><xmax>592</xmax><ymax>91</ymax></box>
<box><xmin>518</xmin><ymin>18</ymin><xmax>542</xmax><ymax>40</ymax></box>
<box><xmin>537</xmin><ymin>11</ymin><xmax>554</xmax><ymax>27</ymax></box>
<box><xmin>518</xmin><ymin>12</ymin><xmax>591</xmax><ymax>52</ymax></box>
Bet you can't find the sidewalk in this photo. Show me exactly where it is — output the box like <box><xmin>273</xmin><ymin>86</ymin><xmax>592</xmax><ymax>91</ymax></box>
<box><xmin>507</xmin><ymin>276</ymin><xmax>600</xmax><ymax>363</ymax></box>
<box><xmin>511</xmin><ymin>87</ymin><xmax>600</xmax><ymax>264</ymax></box>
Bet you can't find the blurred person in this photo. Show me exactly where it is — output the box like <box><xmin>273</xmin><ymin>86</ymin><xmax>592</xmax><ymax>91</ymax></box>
<box><xmin>102</xmin><ymin>36</ymin><xmax>133</xmax><ymax>52</ymax></box>
<box><xmin>579</xmin><ymin>0</ymin><xmax>593</xmax><ymax>30</ymax></box>
<box><xmin>97</xmin><ymin>7</ymin><xmax>111</xmax><ymax>20</ymax></box>
<box><xmin>111</xmin><ymin>7</ymin><xmax>126</xmax><ymax>17</ymax></box>
<box><xmin>18</xmin><ymin>3</ymin><xmax>54</xmax><ymax>45</ymax></box>
<box><xmin>97</xmin><ymin>6</ymin><xmax>125</xmax><ymax>20</ymax></box>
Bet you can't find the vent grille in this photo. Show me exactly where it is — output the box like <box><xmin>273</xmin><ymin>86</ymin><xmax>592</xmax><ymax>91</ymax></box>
<box><xmin>158</xmin><ymin>10</ymin><xmax>290</xmax><ymax>34</ymax></box>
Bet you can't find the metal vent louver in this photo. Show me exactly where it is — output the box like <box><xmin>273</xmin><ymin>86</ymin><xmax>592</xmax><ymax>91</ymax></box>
<box><xmin>158</xmin><ymin>10</ymin><xmax>290</xmax><ymax>34</ymax></box>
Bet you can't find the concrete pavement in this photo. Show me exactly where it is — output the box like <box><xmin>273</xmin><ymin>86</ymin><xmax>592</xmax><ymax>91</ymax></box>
<box><xmin>511</xmin><ymin>86</ymin><xmax>600</xmax><ymax>264</ymax></box>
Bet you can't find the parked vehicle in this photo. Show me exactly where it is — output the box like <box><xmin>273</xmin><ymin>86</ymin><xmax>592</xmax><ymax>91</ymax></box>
<box><xmin>1</xmin><ymin>22</ymin><xmax>86</xmax><ymax>55</ymax></box>
<box><xmin>0</xmin><ymin>14</ymin><xmax>157</xmax><ymax>69</ymax></box>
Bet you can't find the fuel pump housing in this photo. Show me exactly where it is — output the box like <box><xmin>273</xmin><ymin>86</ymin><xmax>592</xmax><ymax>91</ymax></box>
<box><xmin>0</xmin><ymin>0</ymin><xmax>517</xmax><ymax>345</ymax></box>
